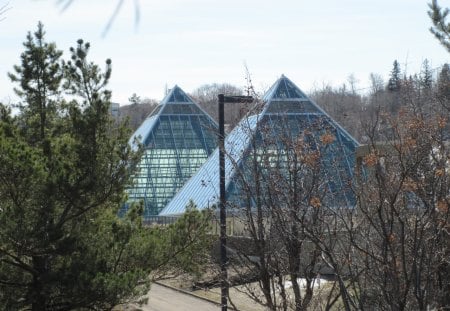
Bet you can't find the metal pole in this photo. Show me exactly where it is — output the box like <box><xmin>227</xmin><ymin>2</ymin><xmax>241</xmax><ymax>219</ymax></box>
<box><xmin>218</xmin><ymin>94</ymin><xmax>228</xmax><ymax>311</ymax></box>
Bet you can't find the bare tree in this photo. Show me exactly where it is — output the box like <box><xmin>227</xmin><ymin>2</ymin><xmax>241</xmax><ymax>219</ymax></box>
<box><xmin>190</xmin><ymin>83</ymin><xmax>246</xmax><ymax>129</ymax></box>
<box><xmin>119</xmin><ymin>95</ymin><xmax>158</xmax><ymax>130</ymax></box>
<box><xmin>369</xmin><ymin>73</ymin><xmax>385</xmax><ymax>95</ymax></box>
<box><xmin>309</xmin><ymin>83</ymin><xmax>365</xmax><ymax>141</ymax></box>
<box><xmin>351</xmin><ymin>107</ymin><xmax>449</xmax><ymax>310</ymax></box>
<box><xmin>224</xmin><ymin>108</ymin><xmax>357</xmax><ymax>310</ymax></box>
<box><xmin>222</xmin><ymin>71</ymin><xmax>449</xmax><ymax>310</ymax></box>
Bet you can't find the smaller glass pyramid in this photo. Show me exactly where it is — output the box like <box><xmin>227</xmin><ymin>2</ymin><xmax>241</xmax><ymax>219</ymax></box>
<box><xmin>124</xmin><ymin>86</ymin><xmax>218</xmax><ymax>218</ymax></box>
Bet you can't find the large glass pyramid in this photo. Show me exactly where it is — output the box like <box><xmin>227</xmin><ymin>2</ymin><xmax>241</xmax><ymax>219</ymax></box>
<box><xmin>124</xmin><ymin>86</ymin><xmax>218</xmax><ymax>218</ymax></box>
<box><xmin>160</xmin><ymin>75</ymin><xmax>359</xmax><ymax>216</ymax></box>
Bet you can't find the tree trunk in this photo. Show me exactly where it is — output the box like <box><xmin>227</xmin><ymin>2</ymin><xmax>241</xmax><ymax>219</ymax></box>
<box><xmin>31</xmin><ymin>256</ymin><xmax>47</xmax><ymax>311</ymax></box>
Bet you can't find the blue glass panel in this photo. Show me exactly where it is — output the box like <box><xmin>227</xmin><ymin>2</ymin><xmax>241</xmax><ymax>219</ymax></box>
<box><xmin>161</xmin><ymin>104</ymin><xmax>203</xmax><ymax>114</ymax></box>
<box><xmin>166</xmin><ymin>87</ymin><xmax>192</xmax><ymax>103</ymax></box>
<box><xmin>272</xmin><ymin>77</ymin><xmax>307</xmax><ymax>99</ymax></box>
<box><xmin>284</xmin><ymin>79</ymin><xmax>307</xmax><ymax>98</ymax></box>
<box><xmin>149</xmin><ymin>105</ymin><xmax>162</xmax><ymax>117</ymax></box>
<box><xmin>226</xmin><ymin>113</ymin><xmax>358</xmax><ymax>210</ymax></box>
<box><xmin>125</xmin><ymin>88</ymin><xmax>218</xmax><ymax>217</ymax></box>
<box><xmin>160</xmin><ymin>76</ymin><xmax>360</xmax><ymax>217</ymax></box>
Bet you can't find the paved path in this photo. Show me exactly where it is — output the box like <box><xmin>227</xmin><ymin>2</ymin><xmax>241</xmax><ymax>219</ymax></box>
<box><xmin>140</xmin><ymin>283</ymin><xmax>219</xmax><ymax>311</ymax></box>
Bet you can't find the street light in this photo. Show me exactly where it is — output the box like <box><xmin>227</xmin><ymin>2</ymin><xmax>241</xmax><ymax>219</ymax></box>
<box><xmin>218</xmin><ymin>94</ymin><xmax>253</xmax><ymax>311</ymax></box>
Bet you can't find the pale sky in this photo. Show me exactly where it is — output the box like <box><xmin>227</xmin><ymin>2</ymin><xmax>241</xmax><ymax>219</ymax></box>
<box><xmin>1</xmin><ymin>0</ymin><xmax>449</xmax><ymax>105</ymax></box>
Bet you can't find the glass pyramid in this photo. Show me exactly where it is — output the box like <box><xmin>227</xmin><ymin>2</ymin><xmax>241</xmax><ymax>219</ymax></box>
<box><xmin>124</xmin><ymin>86</ymin><xmax>218</xmax><ymax>218</ymax></box>
<box><xmin>160</xmin><ymin>75</ymin><xmax>359</xmax><ymax>216</ymax></box>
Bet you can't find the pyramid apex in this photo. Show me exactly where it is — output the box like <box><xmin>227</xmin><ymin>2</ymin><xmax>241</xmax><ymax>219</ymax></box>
<box><xmin>161</xmin><ymin>84</ymin><xmax>194</xmax><ymax>104</ymax></box>
<box><xmin>263</xmin><ymin>74</ymin><xmax>307</xmax><ymax>101</ymax></box>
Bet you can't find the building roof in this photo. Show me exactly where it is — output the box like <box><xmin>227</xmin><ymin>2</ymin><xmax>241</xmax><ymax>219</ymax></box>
<box><xmin>160</xmin><ymin>75</ymin><xmax>359</xmax><ymax>216</ymax></box>
<box><xmin>123</xmin><ymin>85</ymin><xmax>219</xmax><ymax>218</ymax></box>
<box><xmin>129</xmin><ymin>85</ymin><xmax>215</xmax><ymax>149</ymax></box>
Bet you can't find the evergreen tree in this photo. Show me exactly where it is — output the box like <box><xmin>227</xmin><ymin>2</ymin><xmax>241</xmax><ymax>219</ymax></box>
<box><xmin>436</xmin><ymin>63</ymin><xmax>450</xmax><ymax>111</ymax></box>
<box><xmin>0</xmin><ymin>23</ymin><xmax>211</xmax><ymax>310</ymax></box>
<box><xmin>8</xmin><ymin>22</ymin><xmax>63</xmax><ymax>146</ymax></box>
<box><xmin>437</xmin><ymin>63</ymin><xmax>450</xmax><ymax>98</ymax></box>
<box><xmin>428</xmin><ymin>0</ymin><xmax>450</xmax><ymax>53</ymax></box>
<box><xmin>128</xmin><ymin>93</ymin><xmax>141</xmax><ymax>105</ymax></box>
<box><xmin>387</xmin><ymin>60</ymin><xmax>402</xmax><ymax>92</ymax></box>
<box><xmin>420</xmin><ymin>58</ymin><xmax>434</xmax><ymax>91</ymax></box>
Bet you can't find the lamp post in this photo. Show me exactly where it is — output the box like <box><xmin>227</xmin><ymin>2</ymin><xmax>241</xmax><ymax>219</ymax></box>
<box><xmin>218</xmin><ymin>94</ymin><xmax>253</xmax><ymax>311</ymax></box>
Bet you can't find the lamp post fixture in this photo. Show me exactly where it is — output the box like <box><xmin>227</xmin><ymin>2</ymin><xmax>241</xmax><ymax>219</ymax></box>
<box><xmin>218</xmin><ymin>94</ymin><xmax>253</xmax><ymax>311</ymax></box>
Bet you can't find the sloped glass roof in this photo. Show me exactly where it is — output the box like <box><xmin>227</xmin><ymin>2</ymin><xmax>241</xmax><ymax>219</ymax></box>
<box><xmin>123</xmin><ymin>85</ymin><xmax>218</xmax><ymax>218</ymax></box>
<box><xmin>161</xmin><ymin>85</ymin><xmax>194</xmax><ymax>104</ymax></box>
<box><xmin>160</xmin><ymin>75</ymin><xmax>359</xmax><ymax>216</ymax></box>
<box><xmin>263</xmin><ymin>74</ymin><xmax>307</xmax><ymax>101</ymax></box>
<box><xmin>159</xmin><ymin>115</ymin><xmax>259</xmax><ymax>215</ymax></box>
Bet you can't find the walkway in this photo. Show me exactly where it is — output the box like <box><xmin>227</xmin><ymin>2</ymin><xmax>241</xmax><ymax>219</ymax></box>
<box><xmin>140</xmin><ymin>283</ymin><xmax>219</xmax><ymax>311</ymax></box>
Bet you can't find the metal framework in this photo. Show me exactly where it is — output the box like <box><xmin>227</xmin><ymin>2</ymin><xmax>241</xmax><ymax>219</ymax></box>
<box><xmin>123</xmin><ymin>86</ymin><xmax>218</xmax><ymax>218</ymax></box>
<box><xmin>160</xmin><ymin>75</ymin><xmax>359</xmax><ymax>216</ymax></box>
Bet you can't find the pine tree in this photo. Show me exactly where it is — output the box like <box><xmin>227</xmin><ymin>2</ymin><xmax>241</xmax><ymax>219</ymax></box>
<box><xmin>387</xmin><ymin>60</ymin><xmax>402</xmax><ymax>92</ymax></box>
<box><xmin>437</xmin><ymin>63</ymin><xmax>450</xmax><ymax>98</ymax></box>
<box><xmin>420</xmin><ymin>58</ymin><xmax>434</xmax><ymax>91</ymax></box>
<box><xmin>8</xmin><ymin>21</ymin><xmax>63</xmax><ymax>147</ymax></box>
<box><xmin>436</xmin><ymin>63</ymin><xmax>450</xmax><ymax>111</ymax></box>
<box><xmin>0</xmin><ymin>23</ymin><xmax>211</xmax><ymax>310</ymax></box>
<box><xmin>428</xmin><ymin>0</ymin><xmax>450</xmax><ymax>53</ymax></box>
<box><xmin>128</xmin><ymin>93</ymin><xmax>141</xmax><ymax>105</ymax></box>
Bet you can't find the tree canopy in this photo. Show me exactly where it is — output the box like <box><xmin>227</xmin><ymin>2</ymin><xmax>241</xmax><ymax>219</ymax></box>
<box><xmin>429</xmin><ymin>0</ymin><xmax>450</xmax><ymax>53</ymax></box>
<box><xmin>0</xmin><ymin>23</ymin><xmax>211</xmax><ymax>310</ymax></box>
